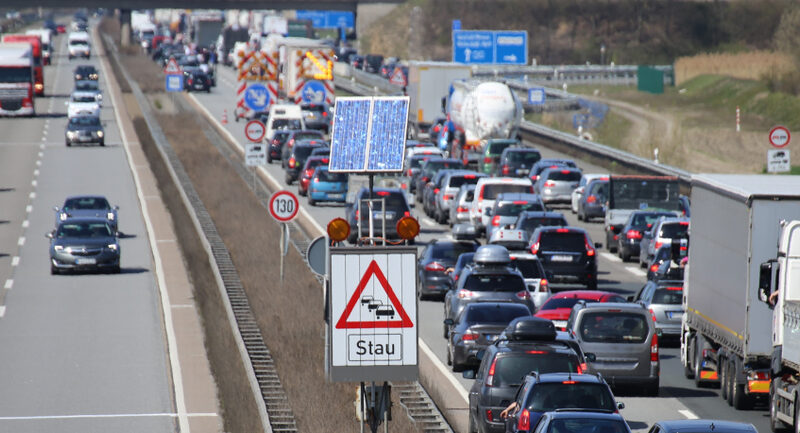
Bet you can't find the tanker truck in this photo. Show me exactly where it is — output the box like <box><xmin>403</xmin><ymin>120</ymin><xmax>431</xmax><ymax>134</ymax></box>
<box><xmin>446</xmin><ymin>80</ymin><xmax>523</xmax><ymax>165</ymax></box>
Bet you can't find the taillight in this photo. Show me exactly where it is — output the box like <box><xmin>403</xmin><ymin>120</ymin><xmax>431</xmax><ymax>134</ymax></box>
<box><xmin>486</xmin><ymin>358</ymin><xmax>497</xmax><ymax>387</ymax></box>
<box><xmin>462</xmin><ymin>331</ymin><xmax>479</xmax><ymax>341</ymax></box>
<box><xmin>655</xmin><ymin>241</ymin><xmax>663</xmax><ymax>249</ymax></box>
<box><xmin>484</xmin><ymin>157</ymin><xmax>492</xmax><ymax>163</ymax></box>
<box><xmin>517</xmin><ymin>408</ymin><xmax>530</xmax><ymax>431</ymax></box>
<box><xmin>457</xmin><ymin>206</ymin><xmax>468</xmax><ymax>213</ymax></box>
<box><xmin>407</xmin><ymin>169</ymin><xmax>413</xmax><ymax>176</ymax></box>
<box><xmin>187</xmin><ymin>78</ymin><xmax>193</xmax><ymax>85</ymax></box>
<box><xmin>434</xmin><ymin>188</ymin><xmax>440</xmax><ymax>194</ymax></box>
<box><xmin>289</xmin><ymin>157</ymin><xmax>296</xmax><ymax>168</ymax></box>
<box><xmin>492</xmin><ymin>215</ymin><xmax>501</xmax><ymax>226</ymax></box>
<box><xmin>502</xmin><ymin>165</ymin><xmax>510</xmax><ymax>175</ymax></box>
<box><xmin>288</xmin><ymin>138</ymin><xmax>295</xmax><ymax>148</ymax></box>
<box><xmin>530</xmin><ymin>239</ymin><xmax>540</xmax><ymax>255</ymax></box>
<box><xmin>322</xmin><ymin>111</ymin><xmax>328</xmax><ymax>117</ymax></box>
<box><xmin>304</xmin><ymin>169</ymin><xmax>314</xmax><ymax>178</ymax></box>
<box><xmin>580</xmin><ymin>362</ymin><xmax>588</xmax><ymax>373</ymax></box>
<box><xmin>651</xmin><ymin>332</ymin><xmax>659</xmax><ymax>362</ymax></box>
<box><xmin>544</xmin><ymin>180</ymin><xmax>555</xmax><ymax>187</ymax></box>
<box><xmin>515</xmin><ymin>290</ymin><xmax>531</xmax><ymax>300</ymax></box>
<box><xmin>401</xmin><ymin>183</ymin><xmax>407</xmax><ymax>189</ymax></box>
<box><xmin>650</xmin><ymin>308</ymin><xmax>657</xmax><ymax>323</ymax></box>
<box><xmin>626</xmin><ymin>230</ymin><xmax>642</xmax><ymax>240</ymax></box>
<box><xmin>443</xmin><ymin>194</ymin><xmax>453</xmax><ymax>201</ymax></box>
<box><xmin>457</xmin><ymin>289</ymin><xmax>475</xmax><ymax>299</ymax></box>
<box><xmin>586</xmin><ymin>195</ymin><xmax>597</xmax><ymax>203</ymax></box>
<box><xmin>585</xmin><ymin>238</ymin><xmax>596</xmax><ymax>257</ymax></box>
<box><xmin>425</xmin><ymin>261</ymin><xmax>445</xmax><ymax>272</ymax></box>
<box><xmin>539</xmin><ymin>279</ymin><xmax>549</xmax><ymax>292</ymax></box>
<box><xmin>485</xmin><ymin>409</ymin><xmax>494</xmax><ymax>422</ymax></box>
<box><xmin>650</xmin><ymin>264</ymin><xmax>659</xmax><ymax>273</ymax></box>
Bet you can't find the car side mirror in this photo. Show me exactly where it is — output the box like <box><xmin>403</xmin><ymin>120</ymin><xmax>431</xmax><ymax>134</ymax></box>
<box><xmin>45</xmin><ymin>231</ymin><xmax>53</xmax><ymax>239</ymax></box>
<box><xmin>594</xmin><ymin>242</ymin><xmax>602</xmax><ymax>249</ymax></box>
<box><xmin>53</xmin><ymin>206</ymin><xmax>59</xmax><ymax>211</ymax></box>
<box><xmin>584</xmin><ymin>352</ymin><xmax>596</xmax><ymax>362</ymax></box>
<box><xmin>627</xmin><ymin>295</ymin><xmax>635</xmax><ymax>302</ymax></box>
<box><xmin>443</xmin><ymin>318</ymin><xmax>454</xmax><ymax>326</ymax></box>
<box><xmin>617</xmin><ymin>402</ymin><xmax>625</xmax><ymax>410</ymax></box>
<box><xmin>759</xmin><ymin>261</ymin><xmax>775</xmax><ymax>306</ymax></box>
<box><xmin>114</xmin><ymin>205</ymin><xmax>119</xmax><ymax>210</ymax></box>
<box><xmin>462</xmin><ymin>369</ymin><xmax>476</xmax><ymax>379</ymax></box>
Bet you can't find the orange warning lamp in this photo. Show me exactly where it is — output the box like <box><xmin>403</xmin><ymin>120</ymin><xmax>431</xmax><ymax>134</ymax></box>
<box><xmin>396</xmin><ymin>216</ymin><xmax>420</xmax><ymax>240</ymax></box>
<box><xmin>327</xmin><ymin>218</ymin><xmax>350</xmax><ymax>243</ymax></box>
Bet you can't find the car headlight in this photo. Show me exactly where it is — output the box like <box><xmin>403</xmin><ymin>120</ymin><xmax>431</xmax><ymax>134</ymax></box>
<box><xmin>107</xmin><ymin>244</ymin><xmax>118</xmax><ymax>251</ymax></box>
<box><xmin>66</xmin><ymin>131</ymin><xmax>78</xmax><ymax>138</ymax></box>
<box><xmin>54</xmin><ymin>245</ymin><xmax>64</xmax><ymax>251</ymax></box>
<box><xmin>59</xmin><ymin>212</ymin><xmax>67</xmax><ymax>220</ymax></box>
<box><xmin>107</xmin><ymin>212</ymin><xmax>114</xmax><ymax>220</ymax></box>
<box><xmin>96</xmin><ymin>131</ymin><xmax>104</xmax><ymax>138</ymax></box>
<box><xmin>75</xmin><ymin>74</ymin><xmax>80</xmax><ymax>80</ymax></box>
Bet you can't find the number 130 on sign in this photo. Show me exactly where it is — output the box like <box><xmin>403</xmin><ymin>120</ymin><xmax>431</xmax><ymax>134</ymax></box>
<box><xmin>269</xmin><ymin>190</ymin><xmax>299</xmax><ymax>222</ymax></box>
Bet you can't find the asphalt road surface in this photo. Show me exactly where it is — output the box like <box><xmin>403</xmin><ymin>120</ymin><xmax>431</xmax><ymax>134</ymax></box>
<box><xmin>0</xmin><ymin>31</ymin><xmax>176</xmax><ymax>432</ymax></box>
<box><xmin>187</xmin><ymin>63</ymin><xmax>770</xmax><ymax>432</ymax></box>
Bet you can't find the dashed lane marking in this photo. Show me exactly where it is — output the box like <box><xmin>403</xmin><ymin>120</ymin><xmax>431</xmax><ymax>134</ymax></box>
<box><xmin>600</xmin><ymin>252</ymin><xmax>621</xmax><ymax>263</ymax></box>
<box><xmin>0</xmin><ymin>306</ymin><xmax>5</xmax><ymax>318</ymax></box>
<box><xmin>17</xmin><ymin>237</ymin><xmax>25</xmax><ymax>246</ymax></box>
<box><xmin>25</xmin><ymin>205</ymin><xmax>32</xmax><ymax>213</ymax></box>
<box><xmin>33</xmin><ymin>169</ymin><xmax>39</xmax><ymax>176</ymax></box>
<box><xmin>28</xmin><ymin>192</ymin><xmax>35</xmax><ymax>199</ymax></box>
<box><xmin>678</xmin><ymin>409</ymin><xmax>699</xmax><ymax>419</ymax></box>
<box><xmin>21</xmin><ymin>220</ymin><xmax>28</xmax><ymax>228</ymax></box>
<box><xmin>31</xmin><ymin>180</ymin><xmax>37</xmax><ymax>187</ymax></box>
<box><xmin>420</xmin><ymin>216</ymin><xmax>437</xmax><ymax>227</ymax></box>
<box><xmin>4</xmin><ymin>279</ymin><xmax>12</xmax><ymax>290</ymax></box>
<box><xmin>11</xmin><ymin>257</ymin><xmax>19</xmax><ymax>267</ymax></box>
<box><xmin>626</xmin><ymin>267</ymin><xmax>647</xmax><ymax>277</ymax></box>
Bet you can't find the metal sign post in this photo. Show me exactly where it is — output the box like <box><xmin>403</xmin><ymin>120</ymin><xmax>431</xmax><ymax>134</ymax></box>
<box><xmin>268</xmin><ymin>191</ymin><xmax>299</xmax><ymax>283</ymax></box>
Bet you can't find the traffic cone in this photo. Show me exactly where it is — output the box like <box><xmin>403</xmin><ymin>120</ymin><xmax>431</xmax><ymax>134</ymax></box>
<box><xmin>222</xmin><ymin>109</ymin><xmax>228</xmax><ymax>125</ymax></box>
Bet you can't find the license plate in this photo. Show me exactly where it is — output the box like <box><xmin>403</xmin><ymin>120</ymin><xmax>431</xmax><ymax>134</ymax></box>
<box><xmin>78</xmin><ymin>136</ymin><xmax>92</xmax><ymax>142</ymax></box>
<box><xmin>667</xmin><ymin>311</ymin><xmax>684</xmax><ymax>319</ymax></box>
<box><xmin>76</xmin><ymin>258</ymin><xmax>96</xmax><ymax>265</ymax></box>
<box><xmin>328</xmin><ymin>193</ymin><xmax>343</xmax><ymax>199</ymax></box>
<box><xmin>373</xmin><ymin>211</ymin><xmax>395</xmax><ymax>219</ymax></box>
<box><xmin>551</xmin><ymin>255</ymin><xmax>573</xmax><ymax>262</ymax></box>
<box><xmin>516</xmin><ymin>169</ymin><xmax>528</xmax><ymax>175</ymax></box>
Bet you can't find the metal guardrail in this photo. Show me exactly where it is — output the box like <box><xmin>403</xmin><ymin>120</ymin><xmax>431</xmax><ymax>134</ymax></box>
<box><xmin>472</xmin><ymin>64</ymin><xmax>674</xmax><ymax>86</ymax></box>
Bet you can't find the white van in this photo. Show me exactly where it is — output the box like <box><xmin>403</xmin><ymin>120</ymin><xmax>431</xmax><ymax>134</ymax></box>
<box><xmin>264</xmin><ymin>104</ymin><xmax>305</xmax><ymax>142</ymax></box>
<box><xmin>68</xmin><ymin>32</ymin><xmax>91</xmax><ymax>59</ymax></box>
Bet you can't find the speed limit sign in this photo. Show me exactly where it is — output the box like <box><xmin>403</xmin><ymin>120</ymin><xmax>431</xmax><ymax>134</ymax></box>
<box><xmin>269</xmin><ymin>190</ymin><xmax>299</xmax><ymax>222</ymax></box>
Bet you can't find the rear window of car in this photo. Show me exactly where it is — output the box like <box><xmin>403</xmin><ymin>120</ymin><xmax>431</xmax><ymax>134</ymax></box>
<box><xmin>511</xmin><ymin>260</ymin><xmax>544</xmax><ymax>279</ymax></box>
<box><xmin>424</xmin><ymin>160</ymin><xmax>465</xmax><ymax>175</ymax></box>
<box><xmin>496</xmin><ymin>201</ymin><xmax>545</xmax><ymax>216</ymax></box>
<box><xmin>409</xmin><ymin>156</ymin><xmax>435</xmax><ymax>169</ymax></box>
<box><xmin>272</xmin><ymin>118</ymin><xmax>303</xmax><ymax>130</ymax></box>
<box><xmin>316</xmin><ymin>169</ymin><xmax>347</xmax><ymax>183</ymax></box>
<box><xmin>493</xmin><ymin>353</ymin><xmax>579</xmax><ymax>387</ymax></box>
<box><xmin>488</xmin><ymin>141</ymin><xmax>515</xmax><ymax>155</ymax></box>
<box><xmin>359</xmin><ymin>191</ymin><xmax>408</xmax><ymax>211</ymax></box>
<box><xmin>660</xmin><ymin>222</ymin><xmax>689</xmax><ymax>238</ymax></box>
<box><xmin>538</xmin><ymin>232</ymin><xmax>586</xmax><ymax>251</ymax></box>
<box><xmin>546</xmin><ymin>419</ymin><xmax>628</xmax><ymax>433</ymax></box>
<box><xmin>272</xmin><ymin>131</ymin><xmax>291</xmax><ymax>143</ymax></box>
<box><xmin>464</xmin><ymin>304</ymin><xmax>530</xmax><ymax>325</ymax></box>
<box><xmin>482</xmin><ymin>184</ymin><xmax>534</xmax><ymax>200</ymax></box>
<box><xmin>506</xmin><ymin>150</ymin><xmax>541</xmax><ymax>164</ymax></box>
<box><xmin>448</xmin><ymin>175</ymin><xmax>481</xmax><ymax>189</ymax></box>
<box><xmin>524</xmin><ymin>382</ymin><xmax>615</xmax><ymax>412</ymax></box>
<box><xmin>293</xmin><ymin>146</ymin><xmax>315</xmax><ymax>160</ymax></box>
<box><xmin>588</xmin><ymin>182</ymin><xmax>608</xmax><ymax>197</ymax></box>
<box><xmin>631</xmin><ymin>213</ymin><xmax>674</xmax><ymax>227</ymax></box>
<box><xmin>301</xmin><ymin>105</ymin><xmax>326</xmax><ymax>113</ymax></box>
<box><xmin>540</xmin><ymin>296</ymin><xmax>626</xmax><ymax>310</ymax></box>
<box><xmin>463</xmin><ymin>274</ymin><xmax>525</xmax><ymax>292</ymax></box>
<box><xmin>652</xmin><ymin>287</ymin><xmax>682</xmax><ymax>304</ymax></box>
<box><xmin>294</xmin><ymin>132</ymin><xmax>324</xmax><ymax>141</ymax></box>
<box><xmin>546</xmin><ymin>170</ymin><xmax>582</xmax><ymax>182</ymax></box>
<box><xmin>579</xmin><ymin>312</ymin><xmax>649</xmax><ymax>344</ymax></box>
<box><xmin>519</xmin><ymin>217</ymin><xmax>567</xmax><ymax>233</ymax></box>
<box><xmin>431</xmin><ymin>242</ymin><xmax>477</xmax><ymax>260</ymax></box>
<box><xmin>64</xmin><ymin>197</ymin><xmax>109</xmax><ymax>210</ymax></box>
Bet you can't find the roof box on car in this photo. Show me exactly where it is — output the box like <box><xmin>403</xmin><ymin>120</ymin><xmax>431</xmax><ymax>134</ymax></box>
<box><xmin>452</xmin><ymin>223</ymin><xmax>478</xmax><ymax>241</ymax></box>
<box><xmin>473</xmin><ymin>245</ymin><xmax>511</xmax><ymax>265</ymax></box>
<box><xmin>504</xmin><ymin>317</ymin><xmax>557</xmax><ymax>341</ymax></box>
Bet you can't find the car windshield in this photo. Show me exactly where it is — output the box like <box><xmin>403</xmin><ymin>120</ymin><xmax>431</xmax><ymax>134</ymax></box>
<box><xmin>272</xmin><ymin>131</ymin><xmax>291</xmax><ymax>143</ymax></box>
<box><xmin>660</xmin><ymin>222</ymin><xmax>689</xmax><ymax>238</ymax></box>
<box><xmin>482</xmin><ymin>184</ymin><xmax>533</xmax><ymax>200</ymax></box>
<box><xmin>511</xmin><ymin>260</ymin><xmax>544</xmax><ymax>279</ymax></box>
<box><xmin>463</xmin><ymin>274</ymin><xmax>525</xmax><ymax>292</ymax></box>
<box><xmin>547</xmin><ymin>419</ymin><xmax>627</xmax><ymax>433</ymax></box>
<box><xmin>652</xmin><ymin>287</ymin><xmax>683</xmax><ymax>305</ymax></box>
<box><xmin>431</xmin><ymin>242</ymin><xmax>477</xmax><ymax>261</ymax></box>
<box><xmin>0</xmin><ymin>67</ymin><xmax>31</xmax><ymax>83</ymax></box>
<box><xmin>69</xmin><ymin>40</ymin><xmax>88</xmax><ymax>46</ymax></box>
<box><xmin>506</xmin><ymin>151</ymin><xmax>541</xmax><ymax>164</ymax></box>
<box><xmin>539</xmin><ymin>232</ymin><xmax>586</xmax><ymax>252</ymax></box>
<box><xmin>519</xmin><ymin>217</ymin><xmax>567</xmax><ymax>233</ymax></box>
<box><xmin>546</xmin><ymin>170</ymin><xmax>582</xmax><ymax>182</ymax></box>
<box><xmin>448</xmin><ymin>175</ymin><xmax>481</xmax><ymax>189</ymax></box>
<box><xmin>316</xmin><ymin>169</ymin><xmax>347</xmax><ymax>183</ymax></box>
<box><xmin>68</xmin><ymin>116</ymin><xmax>100</xmax><ymax>126</ymax></box>
<box><xmin>495</xmin><ymin>353</ymin><xmax>578</xmax><ymax>387</ymax></box>
<box><xmin>464</xmin><ymin>304</ymin><xmax>530</xmax><ymax>325</ymax></box>
<box><xmin>579</xmin><ymin>312</ymin><xmax>648</xmax><ymax>343</ymax></box>
<box><xmin>423</xmin><ymin>160</ymin><xmax>465</xmax><ymax>176</ymax></box>
<box><xmin>525</xmin><ymin>382</ymin><xmax>615</xmax><ymax>412</ymax></box>
<box><xmin>495</xmin><ymin>201</ymin><xmax>544</xmax><ymax>216</ymax></box>
<box><xmin>272</xmin><ymin>119</ymin><xmax>303</xmax><ymax>130</ymax></box>
<box><xmin>294</xmin><ymin>132</ymin><xmax>323</xmax><ymax>141</ymax></box>
<box><xmin>72</xmin><ymin>95</ymin><xmax>96</xmax><ymax>103</ymax></box>
<box><xmin>56</xmin><ymin>221</ymin><xmax>113</xmax><ymax>238</ymax></box>
<box><xmin>63</xmin><ymin>197</ymin><xmax>109</xmax><ymax>210</ymax></box>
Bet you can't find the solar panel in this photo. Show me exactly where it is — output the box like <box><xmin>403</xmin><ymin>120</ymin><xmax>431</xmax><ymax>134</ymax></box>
<box><xmin>329</xmin><ymin>96</ymin><xmax>409</xmax><ymax>173</ymax></box>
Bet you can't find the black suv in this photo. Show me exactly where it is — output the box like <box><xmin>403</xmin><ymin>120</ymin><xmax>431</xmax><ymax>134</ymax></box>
<box><xmin>281</xmin><ymin>130</ymin><xmax>326</xmax><ymax>168</ymax></box>
<box><xmin>496</xmin><ymin>147</ymin><xmax>542</xmax><ymax>177</ymax></box>
<box><xmin>529</xmin><ymin>226</ymin><xmax>600</xmax><ymax>290</ymax></box>
<box><xmin>504</xmin><ymin>372</ymin><xmax>621</xmax><ymax>433</ymax></box>
<box><xmin>344</xmin><ymin>188</ymin><xmax>412</xmax><ymax>244</ymax></box>
<box><xmin>464</xmin><ymin>317</ymin><xmax>585</xmax><ymax>433</ymax></box>
<box><xmin>300</xmin><ymin>102</ymin><xmax>331</xmax><ymax>133</ymax></box>
<box><xmin>267</xmin><ymin>130</ymin><xmax>292</xmax><ymax>163</ymax></box>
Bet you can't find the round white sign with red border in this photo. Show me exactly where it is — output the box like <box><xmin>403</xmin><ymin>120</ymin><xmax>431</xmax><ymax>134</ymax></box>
<box><xmin>769</xmin><ymin>126</ymin><xmax>791</xmax><ymax>148</ymax></box>
<box><xmin>245</xmin><ymin>119</ymin><xmax>266</xmax><ymax>143</ymax></box>
<box><xmin>269</xmin><ymin>190</ymin><xmax>299</xmax><ymax>222</ymax></box>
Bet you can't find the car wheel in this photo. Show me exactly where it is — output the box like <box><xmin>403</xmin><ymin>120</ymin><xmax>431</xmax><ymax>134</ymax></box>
<box><xmin>99</xmin><ymin>140</ymin><xmax>105</xmax><ymax>147</ymax></box>
<box><xmin>112</xmin><ymin>265</ymin><xmax>121</xmax><ymax>274</ymax></box>
<box><xmin>443</xmin><ymin>323</ymin><xmax>449</xmax><ymax>339</ymax></box>
<box><xmin>50</xmin><ymin>264</ymin><xmax>58</xmax><ymax>275</ymax></box>
<box><xmin>645</xmin><ymin>379</ymin><xmax>659</xmax><ymax>396</ymax></box>
<box><xmin>285</xmin><ymin>176</ymin><xmax>293</xmax><ymax>185</ymax></box>
<box><xmin>65</xmin><ymin>140</ymin><xmax>71</xmax><ymax>147</ymax></box>
<box><xmin>267</xmin><ymin>155</ymin><xmax>273</xmax><ymax>163</ymax></box>
<box><xmin>308</xmin><ymin>196</ymin><xmax>316</xmax><ymax>206</ymax></box>
<box><xmin>577</xmin><ymin>211</ymin><xmax>583</xmax><ymax>221</ymax></box>
<box><xmin>446</xmin><ymin>343</ymin><xmax>452</xmax><ymax>366</ymax></box>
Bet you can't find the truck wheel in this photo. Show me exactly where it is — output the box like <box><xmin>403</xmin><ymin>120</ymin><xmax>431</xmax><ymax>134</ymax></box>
<box><xmin>684</xmin><ymin>335</ymin><xmax>695</xmax><ymax>379</ymax></box>
<box><xmin>730</xmin><ymin>360</ymin><xmax>749</xmax><ymax>409</ymax></box>
<box><xmin>693</xmin><ymin>336</ymin><xmax>707</xmax><ymax>388</ymax></box>
<box><xmin>720</xmin><ymin>358</ymin><xmax>729</xmax><ymax>401</ymax></box>
<box><xmin>770</xmin><ymin>378</ymin><xmax>790</xmax><ymax>432</ymax></box>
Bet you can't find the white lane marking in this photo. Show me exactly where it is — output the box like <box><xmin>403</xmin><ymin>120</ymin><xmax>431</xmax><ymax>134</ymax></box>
<box><xmin>11</xmin><ymin>257</ymin><xmax>19</xmax><ymax>267</ymax></box>
<box><xmin>36</xmin><ymin>160</ymin><xmax>41</xmax><ymax>166</ymax></box>
<box><xmin>33</xmin><ymin>169</ymin><xmax>39</xmax><ymax>176</ymax></box>
<box><xmin>0</xmin><ymin>412</ymin><xmax>218</xmax><ymax>421</ymax></box>
<box><xmin>600</xmin><ymin>251</ymin><xmax>621</xmax><ymax>263</ymax></box>
<box><xmin>0</xmin><ymin>306</ymin><xmax>5</xmax><ymax>317</ymax></box>
<box><xmin>678</xmin><ymin>409</ymin><xmax>699</xmax><ymax>419</ymax></box>
<box><xmin>37</xmin><ymin>151</ymin><xmax>43</xmax><ymax>157</ymax></box>
<box><xmin>4</xmin><ymin>279</ymin><xmax>12</xmax><ymax>290</ymax></box>
<box><xmin>96</xmin><ymin>33</ymin><xmax>191</xmax><ymax>433</ymax></box>
<box><xmin>29</xmin><ymin>192</ymin><xmax>35</xmax><ymax>199</ymax></box>
<box><xmin>31</xmin><ymin>180</ymin><xmax>37</xmax><ymax>187</ymax></box>
<box><xmin>39</xmin><ymin>144</ymin><xmax>44</xmax><ymax>149</ymax></box>
<box><xmin>25</xmin><ymin>205</ymin><xmax>32</xmax><ymax>213</ymax></box>
<box><xmin>626</xmin><ymin>267</ymin><xmax>647</xmax><ymax>277</ymax></box>
<box><xmin>41</xmin><ymin>136</ymin><xmax>46</xmax><ymax>142</ymax></box>
<box><xmin>17</xmin><ymin>237</ymin><xmax>25</xmax><ymax>246</ymax></box>
<box><xmin>420</xmin><ymin>216</ymin><xmax>437</xmax><ymax>227</ymax></box>
<box><xmin>22</xmin><ymin>220</ymin><xmax>28</xmax><ymax>228</ymax></box>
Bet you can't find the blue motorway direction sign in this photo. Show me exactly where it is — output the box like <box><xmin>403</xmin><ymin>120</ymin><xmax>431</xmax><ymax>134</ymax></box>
<box><xmin>296</xmin><ymin>10</ymin><xmax>355</xmax><ymax>29</ymax></box>
<box><xmin>165</xmin><ymin>74</ymin><xmax>183</xmax><ymax>92</ymax></box>
<box><xmin>452</xmin><ymin>30</ymin><xmax>527</xmax><ymax>65</ymax></box>
<box><xmin>528</xmin><ymin>87</ymin><xmax>546</xmax><ymax>105</ymax></box>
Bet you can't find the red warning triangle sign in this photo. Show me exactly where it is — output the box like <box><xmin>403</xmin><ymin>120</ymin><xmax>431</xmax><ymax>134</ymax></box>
<box><xmin>389</xmin><ymin>67</ymin><xmax>407</xmax><ymax>86</ymax></box>
<box><xmin>335</xmin><ymin>260</ymin><xmax>413</xmax><ymax>329</ymax></box>
<box><xmin>164</xmin><ymin>58</ymin><xmax>181</xmax><ymax>75</ymax></box>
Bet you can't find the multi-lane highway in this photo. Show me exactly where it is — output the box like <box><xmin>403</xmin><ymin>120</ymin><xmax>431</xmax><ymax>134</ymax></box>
<box><xmin>183</xmin><ymin>63</ymin><xmax>772</xmax><ymax>432</ymax></box>
<box><xmin>0</xmin><ymin>25</ymin><xmax>220</xmax><ymax>432</ymax></box>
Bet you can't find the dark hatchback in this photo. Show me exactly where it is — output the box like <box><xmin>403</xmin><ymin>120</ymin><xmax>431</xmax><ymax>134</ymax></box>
<box><xmin>464</xmin><ymin>317</ymin><xmax>583</xmax><ymax>433</ymax></box>
<box><xmin>418</xmin><ymin>240</ymin><xmax>479</xmax><ymax>300</ymax></box>
<box><xmin>496</xmin><ymin>147</ymin><xmax>542</xmax><ymax>177</ymax></box>
<box><xmin>65</xmin><ymin>115</ymin><xmax>104</xmax><ymax>146</ymax></box>
<box><xmin>281</xmin><ymin>130</ymin><xmax>326</xmax><ymax>168</ymax></box>
<box><xmin>184</xmin><ymin>70</ymin><xmax>212</xmax><ymax>92</ymax></box>
<box><xmin>616</xmin><ymin>210</ymin><xmax>677</xmax><ymax>262</ymax></box>
<box><xmin>267</xmin><ymin>130</ymin><xmax>292</xmax><ymax>163</ymax></box>
<box><xmin>73</xmin><ymin>64</ymin><xmax>98</xmax><ymax>81</ymax></box>
<box><xmin>529</xmin><ymin>227</ymin><xmax>600</xmax><ymax>290</ymax></box>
